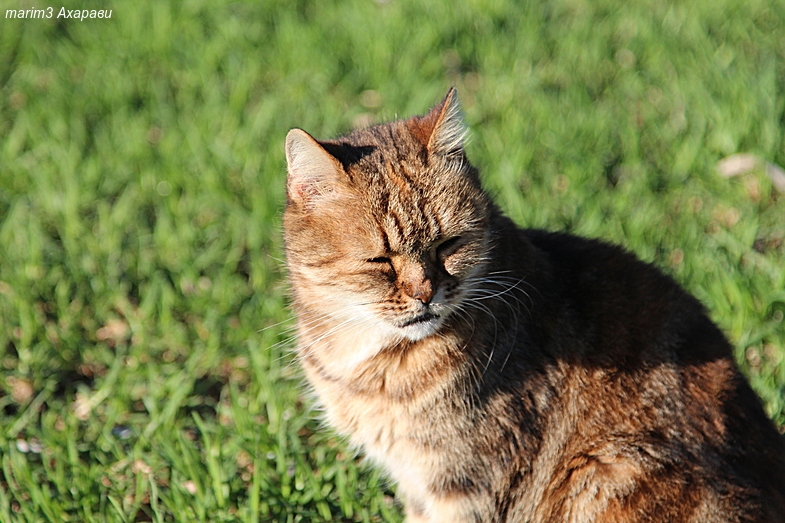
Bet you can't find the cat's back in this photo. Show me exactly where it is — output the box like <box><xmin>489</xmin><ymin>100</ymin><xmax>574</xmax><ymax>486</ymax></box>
<box><xmin>510</xmin><ymin>228</ymin><xmax>785</xmax><ymax>522</ymax></box>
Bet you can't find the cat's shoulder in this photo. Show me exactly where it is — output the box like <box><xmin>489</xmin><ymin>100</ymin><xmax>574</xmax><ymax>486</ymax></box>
<box><xmin>516</xmin><ymin>227</ymin><xmax>704</xmax><ymax>326</ymax></box>
<box><xmin>522</xmin><ymin>228</ymin><xmax>643</xmax><ymax>265</ymax></box>
<box><xmin>520</xmin><ymin>228</ymin><xmax>670</xmax><ymax>284</ymax></box>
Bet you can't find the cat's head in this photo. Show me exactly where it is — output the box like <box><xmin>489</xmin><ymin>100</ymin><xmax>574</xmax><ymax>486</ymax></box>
<box><xmin>284</xmin><ymin>89</ymin><xmax>493</xmax><ymax>346</ymax></box>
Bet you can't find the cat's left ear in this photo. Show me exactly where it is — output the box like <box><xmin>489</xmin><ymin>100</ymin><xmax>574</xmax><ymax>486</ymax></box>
<box><xmin>408</xmin><ymin>87</ymin><xmax>467</xmax><ymax>158</ymax></box>
<box><xmin>285</xmin><ymin>128</ymin><xmax>344</xmax><ymax>208</ymax></box>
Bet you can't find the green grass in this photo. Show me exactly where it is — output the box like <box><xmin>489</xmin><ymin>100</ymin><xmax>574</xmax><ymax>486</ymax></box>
<box><xmin>1</xmin><ymin>0</ymin><xmax>784</xmax><ymax>520</ymax></box>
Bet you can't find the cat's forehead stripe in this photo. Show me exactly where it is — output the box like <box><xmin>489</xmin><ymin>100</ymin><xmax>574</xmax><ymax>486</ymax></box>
<box><xmin>382</xmin><ymin>189</ymin><xmax>443</xmax><ymax>253</ymax></box>
<box><xmin>383</xmin><ymin>210</ymin><xmax>405</xmax><ymax>251</ymax></box>
<box><xmin>385</xmin><ymin>161</ymin><xmax>411</xmax><ymax>195</ymax></box>
<box><xmin>378</xmin><ymin>224</ymin><xmax>391</xmax><ymax>253</ymax></box>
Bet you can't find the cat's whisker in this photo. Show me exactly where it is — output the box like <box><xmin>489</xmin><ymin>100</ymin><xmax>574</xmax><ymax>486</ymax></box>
<box><xmin>271</xmin><ymin>304</ymin><xmax>370</xmax><ymax>333</ymax></box>
<box><xmin>461</xmin><ymin>276</ymin><xmax>534</xmax><ymax>325</ymax></box>
<box><xmin>269</xmin><ymin>307</ymin><xmax>374</xmax><ymax>366</ymax></box>
<box><xmin>463</xmin><ymin>273</ymin><xmax>541</xmax><ymax>298</ymax></box>
<box><xmin>308</xmin><ymin>309</ymin><xmax>390</xmax><ymax>349</ymax></box>
<box><xmin>455</xmin><ymin>298</ymin><xmax>507</xmax><ymax>378</ymax></box>
<box><xmin>255</xmin><ymin>316</ymin><xmax>297</xmax><ymax>334</ymax></box>
<box><xmin>449</xmin><ymin>306</ymin><xmax>478</xmax><ymax>341</ymax></box>
<box><xmin>295</xmin><ymin>316</ymin><xmax>362</xmax><ymax>354</ymax></box>
<box><xmin>456</xmin><ymin>276</ymin><xmax>530</xmax><ymax>377</ymax></box>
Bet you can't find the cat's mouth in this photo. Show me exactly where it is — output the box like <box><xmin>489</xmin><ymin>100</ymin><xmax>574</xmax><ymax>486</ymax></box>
<box><xmin>399</xmin><ymin>311</ymin><xmax>438</xmax><ymax>328</ymax></box>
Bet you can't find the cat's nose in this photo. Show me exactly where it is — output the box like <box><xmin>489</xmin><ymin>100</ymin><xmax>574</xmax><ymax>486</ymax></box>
<box><xmin>405</xmin><ymin>279</ymin><xmax>434</xmax><ymax>304</ymax></box>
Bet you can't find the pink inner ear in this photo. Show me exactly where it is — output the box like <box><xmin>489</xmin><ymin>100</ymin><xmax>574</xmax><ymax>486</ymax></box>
<box><xmin>286</xmin><ymin>128</ymin><xmax>346</xmax><ymax>206</ymax></box>
<box><xmin>290</xmin><ymin>181</ymin><xmax>309</xmax><ymax>201</ymax></box>
<box><xmin>289</xmin><ymin>179</ymin><xmax>328</xmax><ymax>206</ymax></box>
<box><xmin>408</xmin><ymin>98</ymin><xmax>448</xmax><ymax>149</ymax></box>
<box><xmin>408</xmin><ymin>107</ymin><xmax>444</xmax><ymax>148</ymax></box>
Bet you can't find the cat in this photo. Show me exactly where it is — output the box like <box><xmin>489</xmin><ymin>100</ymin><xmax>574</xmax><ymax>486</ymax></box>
<box><xmin>282</xmin><ymin>88</ymin><xmax>785</xmax><ymax>522</ymax></box>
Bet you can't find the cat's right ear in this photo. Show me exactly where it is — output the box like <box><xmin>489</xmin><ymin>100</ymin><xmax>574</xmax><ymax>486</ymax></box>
<box><xmin>285</xmin><ymin>129</ymin><xmax>344</xmax><ymax>208</ymax></box>
<box><xmin>408</xmin><ymin>87</ymin><xmax>467</xmax><ymax>158</ymax></box>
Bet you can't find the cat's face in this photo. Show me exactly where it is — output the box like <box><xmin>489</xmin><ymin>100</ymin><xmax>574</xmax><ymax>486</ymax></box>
<box><xmin>284</xmin><ymin>90</ymin><xmax>493</xmax><ymax>346</ymax></box>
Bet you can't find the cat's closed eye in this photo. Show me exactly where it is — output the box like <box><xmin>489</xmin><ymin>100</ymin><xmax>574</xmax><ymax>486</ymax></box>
<box><xmin>434</xmin><ymin>237</ymin><xmax>466</xmax><ymax>269</ymax></box>
<box><xmin>366</xmin><ymin>256</ymin><xmax>395</xmax><ymax>274</ymax></box>
<box><xmin>435</xmin><ymin>236</ymin><xmax>475</xmax><ymax>276</ymax></box>
<box><xmin>435</xmin><ymin>236</ymin><xmax>462</xmax><ymax>259</ymax></box>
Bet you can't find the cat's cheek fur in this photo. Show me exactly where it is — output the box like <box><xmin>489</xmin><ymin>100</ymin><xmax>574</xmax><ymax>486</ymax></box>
<box><xmin>297</xmin><ymin>317</ymin><xmax>403</xmax><ymax>385</ymax></box>
<box><xmin>323</xmin><ymin>326</ymin><xmax>400</xmax><ymax>375</ymax></box>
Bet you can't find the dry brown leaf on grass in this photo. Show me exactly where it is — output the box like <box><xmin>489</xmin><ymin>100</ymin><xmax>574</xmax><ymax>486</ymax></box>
<box><xmin>717</xmin><ymin>153</ymin><xmax>785</xmax><ymax>193</ymax></box>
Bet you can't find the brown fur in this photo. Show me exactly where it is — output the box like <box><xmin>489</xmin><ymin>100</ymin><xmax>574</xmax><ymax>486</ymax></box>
<box><xmin>283</xmin><ymin>89</ymin><xmax>785</xmax><ymax>522</ymax></box>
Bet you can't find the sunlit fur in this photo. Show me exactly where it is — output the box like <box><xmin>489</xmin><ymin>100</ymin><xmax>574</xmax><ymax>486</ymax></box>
<box><xmin>283</xmin><ymin>90</ymin><xmax>785</xmax><ymax>522</ymax></box>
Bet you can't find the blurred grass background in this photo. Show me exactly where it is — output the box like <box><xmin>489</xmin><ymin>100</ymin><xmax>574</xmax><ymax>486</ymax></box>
<box><xmin>1</xmin><ymin>0</ymin><xmax>784</xmax><ymax>521</ymax></box>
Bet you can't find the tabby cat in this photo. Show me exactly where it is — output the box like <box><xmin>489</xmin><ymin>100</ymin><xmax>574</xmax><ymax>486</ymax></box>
<box><xmin>283</xmin><ymin>89</ymin><xmax>785</xmax><ymax>522</ymax></box>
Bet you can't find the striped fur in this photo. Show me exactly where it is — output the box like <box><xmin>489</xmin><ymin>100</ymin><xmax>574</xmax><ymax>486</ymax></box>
<box><xmin>283</xmin><ymin>89</ymin><xmax>785</xmax><ymax>522</ymax></box>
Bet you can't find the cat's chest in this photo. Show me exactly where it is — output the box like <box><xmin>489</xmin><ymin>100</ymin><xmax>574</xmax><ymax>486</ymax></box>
<box><xmin>305</xmin><ymin>357</ymin><xmax>448</xmax><ymax>448</ymax></box>
<box><xmin>300</xmin><ymin>322</ymin><xmax>492</xmax><ymax>500</ymax></box>
<box><xmin>302</xmin><ymin>337</ymin><xmax>469</xmax><ymax>462</ymax></box>
<box><xmin>315</xmin><ymin>376</ymin><xmax>467</xmax><ymax>500</ymax></box>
